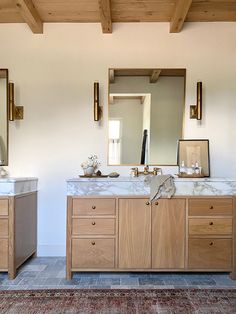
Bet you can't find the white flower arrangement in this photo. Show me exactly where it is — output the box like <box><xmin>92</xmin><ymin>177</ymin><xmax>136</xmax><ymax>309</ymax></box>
<box><xmin>81</xmin><ymin>155</ymin><xmax>100</xmax><ymax>170</ymax></box>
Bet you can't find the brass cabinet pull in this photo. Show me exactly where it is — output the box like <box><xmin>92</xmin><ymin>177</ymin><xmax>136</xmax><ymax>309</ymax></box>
<box><xmin>92</xmin><ymin>221</ymin><xmax>96</xmax><ymax>225</ymax></box>
<box><xmin>155</xmin><ymin>201</ymin><xmax>159</xmax><ymax>206</ymax></box>
<box><xmin>91</xmin><ymin>241</ymin><xmax>95</xmax><ymax>245</ymax></box>
<box><xmin>210</xmin><ymin>205</ymin><xmax>214</xmax><ymax>209</ymax></box>
<box><xmin>209</xmin><ymin>222</ymin><xmax>213</xmax><ymax>225</ymax></box>
<box><xmin>209</xmin><ymin>242</ymin><xmax>214</xmax><ymax>246</ymax></box>
<box><xmin>92</xmin><ymin>205</ymin><xmax>96</xmax><ymax>209</ymax></box>
<box><xmin>146</xmin><ymin>201</ymin><xmax>150</xmax><ymax>205</ymax></box>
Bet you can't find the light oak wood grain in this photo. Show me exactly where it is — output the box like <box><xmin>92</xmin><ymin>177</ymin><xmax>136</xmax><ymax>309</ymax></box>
<box><xmin>13</xmin><ymin>0</ymin><xmax>43</xmax><ymax>33</ymax></box>
<box><xmin>0</xmin><ymin>239</ymin><xmax>8</xmax><ymax>269</ymax></box>
<box><xmin>189</xmin><ymin>198</ymin><xmax>233</xmax><ymax>216</ymax></box>
<box><xmin>170</xmin><ymin>0</ymin><xmax>192</xmax><ymax>33</ymax></box>
<box><xmin>0</xmin><ymin>199</ymin><xmax>8</xmax><ymax>216</ymax></box>
<box><xmin>119</xmin><ymin>198</ymin><xmax>151</xmax><ymax>269</ymax></box>
<box><xmin>188</xmin><ymin>238</ymin><xmax>232</xmax><ymax>269</ymax></box>
<box><xmin>73</xmin><ymin>198</ymin><xmax>116</xmax><ymax>216</ymax></box>
<box><xmin>0</xmin><ymin>218</ymin><xmax>8</xmax><ymax>237</ymax></box>
<box><xmin>152</xmin><ymin>199</ymin><xmax>185</xmax><ymax>269</ymax></box>
<box><xmin>72</xmin><ymin>238</ymin><xmax>115</xmax><ymax>268</ymax></box>
<box><xmin>189</xmin><ymin>218</ymin><xmax>232</xmax><ymax>235</ymax></box>
<box><xmin>72</xmin><ymin>218</ymin><xmax>115</xmax><ymax>235</ymax></box>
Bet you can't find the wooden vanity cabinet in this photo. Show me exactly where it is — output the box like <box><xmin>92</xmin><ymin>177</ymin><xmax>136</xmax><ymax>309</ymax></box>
<box><xmin>0</xmin><ymin>192</ymin><xmax>37</xmax><ymax>279</ymax></box>
<box><xmin>66</xmin><ymin>195</ymin><xmax>235</xmax><ymax>279</ymax></box>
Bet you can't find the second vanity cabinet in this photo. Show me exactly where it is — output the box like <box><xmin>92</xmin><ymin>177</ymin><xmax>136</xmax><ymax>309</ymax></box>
<box><xmin>66</xmin><ymin>195</ymin><xmax>235</xmax><ymax>279</ymax></box>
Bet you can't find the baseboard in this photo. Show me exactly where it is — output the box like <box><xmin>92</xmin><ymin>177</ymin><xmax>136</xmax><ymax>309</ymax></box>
<box><xmin>37</xmin><ymin>245</ymin><xmax>66</xmax><ymax>256</ymax></box>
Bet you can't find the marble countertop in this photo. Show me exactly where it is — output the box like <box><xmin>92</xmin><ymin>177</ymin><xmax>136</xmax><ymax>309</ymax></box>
<box><xmin>67</xmin><ymin>176</ymin><xmax>236</xmax><ymax>196</ymax></box>
<box><xmin>0</xmin><ymin>177</ymin><xmax>38</xmax><ymax>196</ymax></box>
<box><xmin>0</xmin><ymin>177</ymin><xmax>38</xmax><ymax>182</ymax></box>
<box><xmin>67</xmin><ymin>176</ymin><xmax>236</xmax><ymax>182</ymax></box>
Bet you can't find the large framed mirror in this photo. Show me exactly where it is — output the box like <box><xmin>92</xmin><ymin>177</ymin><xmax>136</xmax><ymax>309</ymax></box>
<box><xmin>108</xmin><ymin>68</ymin><xmax>186</xmax><ymax>165</ymax></box>
<box><xmin>0</xmin><ymin>69</ymin><xmax>9</xmax><ymax>166</ymax></box>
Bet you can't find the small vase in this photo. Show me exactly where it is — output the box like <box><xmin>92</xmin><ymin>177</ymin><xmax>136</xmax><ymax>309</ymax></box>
<box><xmin>83</xmin><ymin>166</ymin><xmax>95</xmax><ymax>176</ymax></box>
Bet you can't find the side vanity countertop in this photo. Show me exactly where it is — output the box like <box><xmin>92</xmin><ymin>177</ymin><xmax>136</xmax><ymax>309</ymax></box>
<box><xmin>67</xmin><ymin>177</ymin><xmax>236</xmax><ymax>196</ymax></box>
<box><xmin>0</xmin><ymin>177</ymin><xmax>38</xmax><ymax>195</ymax></box>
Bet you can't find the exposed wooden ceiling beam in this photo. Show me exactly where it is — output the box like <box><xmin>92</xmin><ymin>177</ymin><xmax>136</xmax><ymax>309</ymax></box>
<box><xmin>150</xmin><ymin>69</ymin><xmax>161</xmax><ymax>83</ymax></box>
<box><xmin>170</xmin><ymin>0</ymin><xmax>193</xmax><ymax>33</ymax></box>
<box><xmin>13</xmin><ymin>0</ymin><xmax>43</xmax><ymax>34</ymax></box>
<box><xmin>98</xmin><ymin>0</ymin><xmax>112</xmax><ymax>33</ymax></box>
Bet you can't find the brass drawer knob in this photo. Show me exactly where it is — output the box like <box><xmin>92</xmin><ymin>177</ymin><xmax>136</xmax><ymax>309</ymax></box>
<box><xmin>155</xmin><ymin>201</ymin><xmax>159</xmax><ymax>206</ymax></box>
<box><xmin>209</xmin><ymin>242</ymin><xmax>214</xmax><ymax>246</ymax></box>
<box><xmin>91</xmin><ymin>241</ymin><xmax>95</xmax><ymax>245</ymax></box>
<box><xmin>92</xmin><ymin>222</ymin><xmax>96</xmax><ymax>226</ymax></box>
<box><xmin>209</xmin><ymin>222</ymin><xmax>213</xmax><ymax>226</ymax></box>
<box><xmin>210</xmin><ymin>205</ymin><xmax>214</xmax><ymax>209</ymax></box>
<box><xmin>146</xmin><ymin>201</ymin><xmax>150</xmax><ymax>205</ymax></box>
<box><xmin>92</xmin><ymin>205</ymin><xmax>96</xmax><ymax>209</ymax></box>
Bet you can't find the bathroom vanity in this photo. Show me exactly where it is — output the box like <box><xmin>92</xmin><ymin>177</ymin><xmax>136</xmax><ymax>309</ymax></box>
<box><xmin>66</xmin><ymin>177</ymin><xmax>236</xmax><ymax>279</ymax></box>
<box><xmin>0</xmin><ymin>177</ymin><xmax>38</xmax><ymax>279</ymax></box>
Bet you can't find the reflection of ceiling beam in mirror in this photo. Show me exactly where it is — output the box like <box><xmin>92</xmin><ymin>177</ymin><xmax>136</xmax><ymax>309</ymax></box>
<box><xmin>170</xmin><ymin>0</ymin><xmax>193</xmax><ymax>33</ymax></box>
<box><xmin>110</xmin><ymin>94</ymin><xmax>146</xmax><ymax>105</ymax></box>
<box><xmin>13</xmin><ymin>0</ymin><xmax>43</xmax><ymax>33</ymax></box>
<box><xmin>150</xmin><ymin>69</ymin><xmax>161</xmax><ymax>83</ymax></box>
<box><xmin>0</xmin><ymin>70</ymin><xmax>7</xmax><ymax>79</ymax></box>
<box><xmin>110</xmin><ymin>68</ymin><xmax>186</xmax><ymax>80</ymax></box>
<box><xmin>109</xmin><ymin>69</ymin><xmax>115</xmax><ymax>84</ymax></box>
<box><xmin>98</xmin><ymin>0</ymin><xmax>112</xmax><ymax>33</ymax></box>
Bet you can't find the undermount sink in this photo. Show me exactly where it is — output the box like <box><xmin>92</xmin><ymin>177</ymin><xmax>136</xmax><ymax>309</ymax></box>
<box><xmin>0</xmin><ymin>177</ymin><xmax>38</xmax><ymax>195</ymax></box>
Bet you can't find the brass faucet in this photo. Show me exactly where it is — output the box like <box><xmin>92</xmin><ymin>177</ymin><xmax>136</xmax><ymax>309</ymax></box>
<box><xmin>131</xmin><ymin>166</ymin><xmax>162</xmax><ymax>177</ymax></box>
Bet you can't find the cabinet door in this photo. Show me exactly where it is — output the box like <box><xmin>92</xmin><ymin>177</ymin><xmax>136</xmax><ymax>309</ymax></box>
<box><xmin>119</xmin><ymin>198</ymin><xmax>151</xmax><ymax>269</ymax></box>
<box><xmin>152</xmin><ymin>199</ymin><xmax>185</xmax><ymax>269</ymax></box>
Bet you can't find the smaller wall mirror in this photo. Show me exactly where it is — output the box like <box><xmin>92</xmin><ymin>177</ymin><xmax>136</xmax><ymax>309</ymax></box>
<box><xmin>108</xmin><ymin>68</ymin><xmax>186</xmax><ymax>165</ymax></box>
<box><xmin>0</xmin><ymin>69</ymin><xmax>9</xmax><ymax>166</ymax></box>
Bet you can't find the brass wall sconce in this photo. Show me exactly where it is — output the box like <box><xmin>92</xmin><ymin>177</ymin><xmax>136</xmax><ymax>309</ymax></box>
<box><xmin>190</xmin><ymin>82</ymin><xmax>202</xmax><ymax>120</ymax></box>
<box><xmin>94</xmin><ymin>81</ymin><xmax>101</xmax><ymax>121</ymax></box>
<box><xmin>9</xmin><ymin>82</ymin><xmax>24</xmax><ymax>121</ymax></box>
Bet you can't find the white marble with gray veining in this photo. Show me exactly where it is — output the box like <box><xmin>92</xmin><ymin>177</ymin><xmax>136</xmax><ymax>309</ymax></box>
<box><xmin>0</xmin><ymin>177</ymin><xmax>38</xmax><ymax>195</ymax></box>
<box><xmin>67</xmin><ymin>176</ymin><xmax>236</xmax><ymax>196</ymax></box>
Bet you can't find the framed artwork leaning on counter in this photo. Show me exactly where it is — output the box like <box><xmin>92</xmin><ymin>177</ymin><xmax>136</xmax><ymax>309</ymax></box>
<box><xmin>177</xmin><ymin>139</ymin><xmax>210</xmax><ymax>177</ymax></box>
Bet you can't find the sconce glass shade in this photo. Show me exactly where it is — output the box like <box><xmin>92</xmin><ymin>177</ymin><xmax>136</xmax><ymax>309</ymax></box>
<box><xmin>9</xmin><ymin>82</ymin><xmax>15</xmax><ymax>121</ymax></box>
<box><xmin>94</xmin><ymin>82</ymin><xmax>100</xmax><ymax>121</ymax></box>
<box><xmin>196</xmin><ymin>81</ymin><xmax>202</xmax><ymax>120</ymax></box>
<box><xmin>8</xmin><ymin>81</ymin><xmax>24</xmax><ymax>121</ymax></box>
<box><xmin>190</xmin><ymin>81</ymin><xmax>202</xmax><ymax>120</ymax></box>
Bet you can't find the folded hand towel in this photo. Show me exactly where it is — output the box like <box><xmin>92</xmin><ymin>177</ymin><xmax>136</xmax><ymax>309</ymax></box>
<box><xmin>145</xmin><ymin>174</ymin><xmax>176</xmax><ymax>202</ymax></box>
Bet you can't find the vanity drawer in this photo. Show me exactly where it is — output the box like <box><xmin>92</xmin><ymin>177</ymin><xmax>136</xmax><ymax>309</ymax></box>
<box><xmin>0</xmin><ymin>239</ymin><xmax>8</xmax><ymax>269</ymax></box>
<box><xmin>72</xmin><ymin>218</ymin><xmax>115</xmax><ymax>235</ymax></box>
<box><xmin>0</xmin><ymin>218</ymin><xmax>8</xmax><ymax>237</ymax></box>
<box><xmin>189</xmin><ymin>218</ymin><xmax>232</xmax><ymax>235</ymax></box>
<box><xmin>188</xmin><ymin>198</ymin><xmax>232</xmax><ymax>216</ymax></box>
<box><xmin>72</xmin><ymin>198</ymin><xmax>116</xmax><ymax>216</ymax></box>
<box><xmin>0</xmin><ymin>199</ymin><xmax>8</xmax><ymax>216</ymax></box>
<box><xmin>71</xmin><ymin>238</ymin><xmax>115</xmax><ymax>268</ymax></box>
<box><xmin>188</xmin><ymin>238</ymin><xmax>232</xmax><ymax>269</ymax></box>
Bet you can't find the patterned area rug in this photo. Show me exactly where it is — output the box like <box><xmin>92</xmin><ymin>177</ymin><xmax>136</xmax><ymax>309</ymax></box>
<box><xmin>0</xmin><ymin>289</ymin><xmax>235</xmax><ymax>314</ymax></box>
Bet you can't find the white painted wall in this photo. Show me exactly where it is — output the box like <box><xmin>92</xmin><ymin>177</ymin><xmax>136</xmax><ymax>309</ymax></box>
<box><xmin>0</xmin><ymin>22</ymin><xmax>236</xmax><ymax>255</ymax></box>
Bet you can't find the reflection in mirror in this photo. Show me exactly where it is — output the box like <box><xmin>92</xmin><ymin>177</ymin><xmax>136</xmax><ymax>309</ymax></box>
<box><xmin>108</xmin><ymin>69</ymin><xmax>186</xmax><ymax>165</ymax></box>
<box><xmin>0</xmin><ymin>69</ymin><xmax>8</xmax><ymax>166</ymax></box>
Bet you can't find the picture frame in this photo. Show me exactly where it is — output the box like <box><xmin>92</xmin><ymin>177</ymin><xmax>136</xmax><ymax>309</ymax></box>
<box><xmin>177</xmin><ymin>139</ymin><xmax>210</xmax><ymax>177</ymax></box>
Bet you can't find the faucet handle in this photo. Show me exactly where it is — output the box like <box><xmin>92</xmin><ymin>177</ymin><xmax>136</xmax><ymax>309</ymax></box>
<box><xmin>153</xmin><ymin>167</ymin><xmax>162</xmax><ymax>175</ymax></box>
<box><xmin>130</xmin><ymin>167</ymin><xmax>139</xmax><ymax>177</ymax></box>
